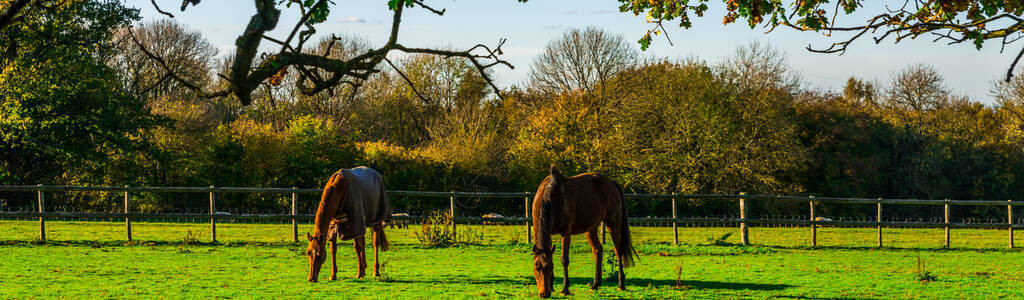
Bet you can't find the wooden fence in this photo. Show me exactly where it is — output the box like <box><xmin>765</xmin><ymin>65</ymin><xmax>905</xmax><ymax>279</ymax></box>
<box><xmin>0</xmin><ymin>185</ymin><xmax>1020</xmax><ymax>248</ymax></box>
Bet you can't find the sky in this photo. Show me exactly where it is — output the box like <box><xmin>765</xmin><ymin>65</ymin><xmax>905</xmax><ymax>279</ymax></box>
<box><xmin>127</xmin><ymin>0</ymin><xmax>1015</xmax><ymax>104</ymax></box>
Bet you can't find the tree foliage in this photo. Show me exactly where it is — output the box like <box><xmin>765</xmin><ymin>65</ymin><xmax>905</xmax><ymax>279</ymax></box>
<box><xmin>619</xmin><ymin>0</ymin><xmax>1024</xmax><ymax>80</ymax></box>
<box><xmin>0</xmin><ymin>0</ymin><xmax>155</xmax><ymax>186</ymax></box>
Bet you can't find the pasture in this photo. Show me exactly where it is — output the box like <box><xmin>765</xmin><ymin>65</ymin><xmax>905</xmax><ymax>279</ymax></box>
<box><xmin>2</xmin><ymin>220</ymin><xmax>1023</xmax><ymax>298</ymax></box>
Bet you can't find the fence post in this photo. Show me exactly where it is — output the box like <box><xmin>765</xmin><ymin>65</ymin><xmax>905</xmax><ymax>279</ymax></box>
<box><xmin>944</xmin><ymin>199</ymin><xmax>950</xmax><ymax>248</ymax></box>
<box><xmin>1008</xmin><ymin>199</ymin><xmax>1014</xmax><ymax>249</ymax></box>
<box><xmin>37</xmin><ymin>184</ymin><xmax>45</xmax><ymax>241</ymax></box>
<box><xmin>124</xmin><ymin>185</ymin><xmax>132</xmax><ymax>242</ymax></box>
<box><xmin>292</xmin><ymin>187</ymin><xmax>298</xmax><ymax>243</ymax></box>
<box><xmin>809</xmin><ymin>196</ymin><xmax>816</xmax><ymax>247</ymax></box>
<box><xmin>524</xmin><ymin>193</ymin><xmax>531</xmax><ymax>239</ymax></box>
<box><xmin>210</xmin><ymin>186</ymin><xmax>217</xmax><ymax>243</ymax></box>
<box><xmin>449</xmin><ymin>191</ymin><xmax>456</xmax><ymax>241</ymax></box>
<box><xmin>739</xmin><ymin>192</ymin><xmax>748</xmax><ymax>246</ymax></box>
<box><xmin>672</xmin><ymin>192</ymin><xmax>678</xmax><ymax>245</ymax></box>
<box><xmin>876</xmin><ymin>198</ymin><xmax>882</xmax><ymax>248</ymax></box>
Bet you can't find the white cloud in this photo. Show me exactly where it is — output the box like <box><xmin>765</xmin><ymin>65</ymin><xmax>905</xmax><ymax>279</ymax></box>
<box><xmin>337</xmin><ymin>16</ymin><xmax>366</xmax><ymax>23</ymax></box>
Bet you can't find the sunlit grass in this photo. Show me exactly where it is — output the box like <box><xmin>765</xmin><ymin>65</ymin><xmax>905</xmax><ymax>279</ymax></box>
<box><xmin>1</xmin><ymin>220</ymin><xmax>1022</xmax><ymax>298</ymax></box>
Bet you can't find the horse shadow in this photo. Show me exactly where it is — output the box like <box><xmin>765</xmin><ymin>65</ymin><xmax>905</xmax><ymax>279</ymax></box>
<box><xmin>566</xmin><ymin>277</ymin><xmax>791</xmax><ymax>291</ymax></box>
<box><xmin>392</xmin><ymin>274</ymin><xmax>791</xmax><ymax>292</ymax></box>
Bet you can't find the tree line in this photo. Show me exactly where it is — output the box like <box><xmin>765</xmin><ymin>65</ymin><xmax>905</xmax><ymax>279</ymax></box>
<box><xmin>3</xmin><ymin>2</ymin><xmax>1024</xmax><ymax>220</ymax></box>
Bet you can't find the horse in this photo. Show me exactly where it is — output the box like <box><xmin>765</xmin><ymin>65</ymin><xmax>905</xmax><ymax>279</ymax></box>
<box><xmin>305</xmin><ymin>166</ymin><xmax>392</xmax><ymax>282</ymax></box>
<box><xmin>531</xmin><ymin>165</ymin><xmax>636</xmax><ymax>297</ymax></box>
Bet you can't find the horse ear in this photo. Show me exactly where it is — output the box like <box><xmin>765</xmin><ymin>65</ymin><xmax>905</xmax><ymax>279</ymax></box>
<box><xmin>306</xmin><ymin>232</ymin><xmax>313</xmax><ymax>241</ymax></box>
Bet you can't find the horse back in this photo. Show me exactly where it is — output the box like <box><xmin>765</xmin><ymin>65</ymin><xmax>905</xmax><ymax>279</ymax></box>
<box><xmin>334</xmin><ymin>167</ymin><xmax>391</xmax><ymax>240</ymax></box>
<box><xmin>557</xmin><ymin>172</ymin><xmax>623</xmax><ymax>234</ymax></box>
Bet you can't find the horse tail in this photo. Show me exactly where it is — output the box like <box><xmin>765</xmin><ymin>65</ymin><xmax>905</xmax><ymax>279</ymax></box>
<box><xmin>615</xmin><ymin>182</ymin><xmax>637</xmax><ymax>268</ymax></box>
<box><xmin>372</xmin><ymin>222</ymin><xmax>390</xmax><ymax>252</ymax></box>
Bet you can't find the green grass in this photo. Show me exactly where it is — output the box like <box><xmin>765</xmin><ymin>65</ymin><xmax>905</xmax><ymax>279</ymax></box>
<box><xmin>2</xmin><ymin>220</ymin><xmax>1023</xmax><ymax>298</ymax></box>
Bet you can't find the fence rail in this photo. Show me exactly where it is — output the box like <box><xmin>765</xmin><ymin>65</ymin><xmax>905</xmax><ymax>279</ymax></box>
<box><xmin>0</xmin><ymin>185</ymin><xmax>1018</xmax><ymax>248</ymax></box>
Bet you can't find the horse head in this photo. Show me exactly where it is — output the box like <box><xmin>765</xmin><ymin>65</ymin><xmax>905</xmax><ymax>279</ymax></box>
<box><xmin>531</xmin><ymin>244</ymin><xmax>555</xmax><ymax>298</ymax></box>
<box><xmin>305</xmin><ymin>232</ymin><xmax>327</xmax><ymax>282</ymax></box>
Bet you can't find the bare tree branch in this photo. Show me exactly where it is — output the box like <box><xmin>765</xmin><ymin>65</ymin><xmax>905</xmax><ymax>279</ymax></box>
<box><xmin>150</xmin><ymin>0</ymin><xmax>174</xmax><ymax>18</ymax></box>
<box><xmin>143</xmin><ymin>0</ymin><xmax>513</xmax><ymax>105</ymax></box>
<box><xmin>127</xmin><ymin>27</ymin><xmax>229</xmax><ymax>98</ymax></box>
<box><xmin>384</xmin><ymin>57</ymin><xmax>430</xmax><ymax>103</ymax></box>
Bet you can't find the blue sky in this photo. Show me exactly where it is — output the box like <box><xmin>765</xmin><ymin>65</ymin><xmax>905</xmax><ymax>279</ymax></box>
<box><xmin>129</xmin><ymin>0</ymin><xmax>1012</xmax><ymax>104</ymax></box>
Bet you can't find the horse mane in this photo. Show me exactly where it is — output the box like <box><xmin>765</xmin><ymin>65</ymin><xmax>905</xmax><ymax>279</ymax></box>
<box><xmin>312</xmin><ymin>172</ymin><xmax>346</xmax><ymax>242</ymax></box>
<box><xmin>533</xmin><ymin>165</ymin><xmax>563</xmax><ymax>252</ymax></box>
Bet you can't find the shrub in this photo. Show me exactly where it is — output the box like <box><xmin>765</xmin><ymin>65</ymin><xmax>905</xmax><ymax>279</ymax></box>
<box><xmin>415</xmin><ymin>211</ymin><xmax>457</xmax><ymax>248</ymax></box>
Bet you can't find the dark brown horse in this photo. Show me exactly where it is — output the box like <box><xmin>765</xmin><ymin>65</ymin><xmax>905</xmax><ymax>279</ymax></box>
<box><xmin>305</xmin><ymin>167</ymin><xmax>391</xmax><ymax>282</ymax></box>
<box><xmin>531</xmin><ymin>166</ymin><xmax>636</xmax><ymax>297</ymax></box>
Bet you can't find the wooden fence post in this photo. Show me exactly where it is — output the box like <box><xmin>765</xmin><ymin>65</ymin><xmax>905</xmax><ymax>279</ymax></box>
<box><xmin>210</xmin><ymin>186</ymin><xmax>217</xmax><ymax>243</ymax></box>
<box><xmin>876</xmin><ymin>198</ymin><xmax>882</xmax><ymax>248</ymax></box>
<box><xmin>1009</xmin><ymin>199</ymin><xmax>1014</xmax><ymax>249</ymax></box>
<box><xmin>810</xmin><ymin>196</ymin><xmax>816</xmax><ymax>247</ymax></box>
<box><xmin>944</xmin><ymin>199</ymin><xmax>950</xmax><ymax>248</ymax></box>
<box><xmin>292</xmin><ymin>187</ymin><xmax>298</xmax><ymax>243</ymax></box>
<box><xmin>524</xmin><ymin>193</ymin><xmax>531</xmax><ymax>239</ymax></box>
<box><xmin>449</xmin><ymin>191</ymin><xmax>456</xmax><ymax>241</ymax></box>
<box><xmin>672</xmin><ymin>192</ymin><xmax>678</xmax><ymax>246</ymax></box>
<box><xmin>739</xmin><ymin>192</ymin><xmax>748</xmax><ymax>246</ymax></box>
<box><xmin>124</xmin><ymin>185</ymin><xmax>132</xmax><ymax>242</ymax></box>
<box><xmin>37</xmin><ymin>184</ymin><xmax>45</xmax><ymax>241</ymax></box>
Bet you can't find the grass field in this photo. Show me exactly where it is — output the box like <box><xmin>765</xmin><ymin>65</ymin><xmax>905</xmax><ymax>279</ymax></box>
<box><xmin>2</xmin><ymin>220</ymin><xmax>1023</xmax><ymax>298</ymax></box>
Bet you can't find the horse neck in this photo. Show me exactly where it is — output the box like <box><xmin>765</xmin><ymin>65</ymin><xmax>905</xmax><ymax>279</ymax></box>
<box><xmin>533</xmin><ymin>198</ymin><xmax>554</xmax><ymax>250</ymax></box>
<box><xmin>312</xmin><ymin>178</ymin><xmax>344</xmax><ymax>238</ymax></box>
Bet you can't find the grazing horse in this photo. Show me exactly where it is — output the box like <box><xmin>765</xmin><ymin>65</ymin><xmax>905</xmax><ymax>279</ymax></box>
<box><xmin>531</xmin><ymin>166</ymin><xmax>636</xmax><ymax>297</ymax></box>
<box><xmin>305</xmin><ymin>167</ymin><xmax>391</xmax><ymax>282</ymax></box>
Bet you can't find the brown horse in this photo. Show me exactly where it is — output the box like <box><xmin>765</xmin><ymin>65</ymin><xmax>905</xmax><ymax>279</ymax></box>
<box><xmin>305</xmin><ymin>167</ymin><xmax>391</xmax><ymax>282</ymax></box>
<box><xmin>531</xmin><ymin>166</ymin><xmax>636</xmax><ymax>297</ymax></box>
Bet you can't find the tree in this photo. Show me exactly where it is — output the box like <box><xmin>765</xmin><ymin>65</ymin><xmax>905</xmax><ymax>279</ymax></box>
<box><xmin>618</xmin><ymin>0</ymin><xmax>1024</xmax><ymax>80</ymax></box>
<box><xmin>717</xmin><ymin>41</ymin><xmax>799</xmax><ymax>93</ymax></box>
<box><xmin>0</xmin><ymin>0</ymin><xmax>70</xmax><ymax>31</ymax></box>
<box><xmin>142</xmin><ymin>0</ymin><xmax>517</xmax><ymax>106</ymax></box>
<box><xmin>993</xmin><ymin>69</ymin><xmax>1024</xmax><ymax>146</ymax></box>
<box><xmin>842</xmin><ymin>77</ymin><xmax>878</xmax><ymax>105</ymax></box>
<box><xmin>528</xmin><ymin>27</ymin><xmax>638</xmax><ymax>96</ymax></box>
<box><xmin>111</xmin><ymin>19</ymin><xmax>217</xmax><ymax>101</ymax></box>
<box><xmin>0</xmin><ymin>0</ymin><xmax>157</xmax><ymax>184</ymax></box>
<box><xmin>886</xmin><ymin>64</ymin><xmax>949</xmax><ymax>111</ymax></box>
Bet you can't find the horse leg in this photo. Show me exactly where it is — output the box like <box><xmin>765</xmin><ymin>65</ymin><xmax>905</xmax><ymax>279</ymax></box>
<box><xmin>585</xmin><ymin>228</ymin><xmax>603</xmax><ymax>290</ymax></box>
<box><xmin>560</xmin><ymin>234</ymin><xmax>573</xmax><ymax>296</ymax></box>
<box><xmin>329</xmin><ymin>236</ymin><xmax>338</xmax><ymax>281</ymax></box>
<box><xmin>608</xmin><ymin>224</ymin><xmax>626</xmax><ymax>291</ymax></box>
<box><xmin>354</xmin><ymin>235</ymin><xmax>367</xmax><ymax>278</ymax></box>
<box><xmin>372</xmin><ymin>225</ymin><xmax>381</xmax><ymax>277</ymax></box>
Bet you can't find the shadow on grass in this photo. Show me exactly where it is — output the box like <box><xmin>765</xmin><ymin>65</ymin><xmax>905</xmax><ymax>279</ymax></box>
<box><xmin>579</xmin><ymin>277</ymin><xmax>792</xmax><ymax>291</ymax></box>
<box><xmin>388</xmin><ymin>274</ymin><xmax>791</xmax><ymax>291</ymax></box>
<box><xmin>0</xmin><ymin>239</ymin><xmax>303</xmax><ymax>248</ymax></box>
<box><xmin>766</xmin><ymin>295</ymin><xmax>871</xmax><ymax>300</ymax></box>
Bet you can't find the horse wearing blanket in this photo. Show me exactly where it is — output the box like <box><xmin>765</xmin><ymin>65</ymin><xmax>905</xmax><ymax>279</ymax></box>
<box><xmin>305</xmin><ymin>166</ymin><xmax>391</xmax><ymax>282</ymax></box>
